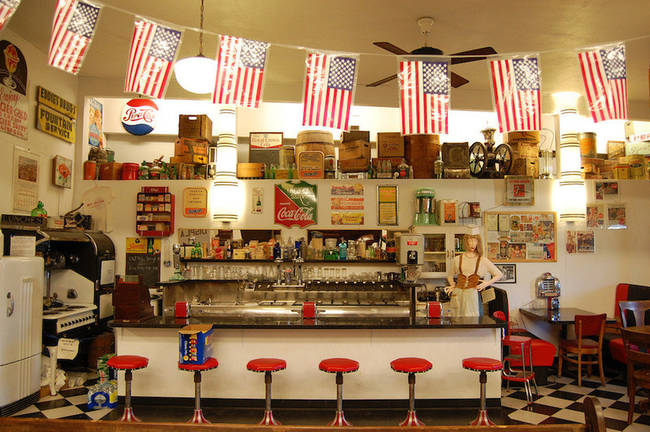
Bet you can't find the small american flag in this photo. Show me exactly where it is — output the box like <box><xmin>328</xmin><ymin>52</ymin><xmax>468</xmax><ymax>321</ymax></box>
<box><xmin>578</xmin><ymin>44</ymin><xmax>628</xmax><ymax>122</ymax></box>
<box><xmin>399</xmin><ymin>59</ymin><xmax>449</xmax><ymax>135</ymax></box>
<box><xmin>490</xmin><ymin>56</ymin><xmax>541</xmax><ymax>132</ymax></box>
<box><xmin>213</xmin><ymin>35</ymin><xmax>269</xmax><ymax>108</ymax></box>
<box><xmin>48</xmin><ymin>0</ymin><xmax>100</xmax><ymax>75</ymax></box>
<box><xmin>0</xmin><ymin>0</ymin><xmax>21</xmax><ymax>31</ymax></box>
<box><xmin>302</xmin><ymin>53</ymin><xmax>357</xmax><ymax>130</ymax></box>
<box><xmin>125</xmin><ymin>18</ymin><xmax>181</xmax><ymax>99</ymax></box>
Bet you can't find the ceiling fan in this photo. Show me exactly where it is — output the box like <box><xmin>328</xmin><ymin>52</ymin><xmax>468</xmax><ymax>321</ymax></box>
<box><xmin>367</xmin><ymin>17</ymin><xmax>497</xmax><ymax>88</ymax></box>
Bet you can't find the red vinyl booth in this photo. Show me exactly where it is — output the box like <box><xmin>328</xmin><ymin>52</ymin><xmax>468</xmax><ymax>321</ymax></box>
<box><xmin>608</xmin><ymin>283</ymin><xmax>650</xmax><ymax>364</ymax></box>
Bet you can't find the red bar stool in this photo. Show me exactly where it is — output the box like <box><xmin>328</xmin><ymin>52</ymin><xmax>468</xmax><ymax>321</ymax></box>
<box><xmin>247</xmin><ymin>358</ymin><xmax>287</xmax><ymax>425</ymax></box>
<box><xmin>319</xmin><ymin>357</ymin><xmax>359</xmax><ymax>427</ymax></box>
<box><xmin>494</xmin><ymin>311</ymin><xmax>538</xmax><ymax>404</ymax></box>
<box><xmin>462</xmin><ymin>357</ymin><xmax>502</xmax><ymax>426</ymax></box>
<box><xmin>178</xmin><ymin>357</ymin><xmax>219</xmax><ymax>424</ymax></box>
<box><xmin>106</xmin><ymin>355</ymin><xmax>149</xmax><ymax>422</ymax></box>
<box><xmin>390</xmin><ymin>357</ymin><xmax>433</xmax><ymax>426</ymax></box>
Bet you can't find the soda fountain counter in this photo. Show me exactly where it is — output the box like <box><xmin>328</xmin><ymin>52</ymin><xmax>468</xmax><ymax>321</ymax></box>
<box><xmin>110</xmin><ymin>274</ymin><xmax>504</xmax><ymax>403</ymax></box>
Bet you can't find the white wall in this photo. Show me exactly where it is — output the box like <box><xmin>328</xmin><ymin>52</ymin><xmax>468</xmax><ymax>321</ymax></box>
<box><xmin>0</xmin><ymin>29</ymin><xmax>78</xmax><ymax>217</ymax></box>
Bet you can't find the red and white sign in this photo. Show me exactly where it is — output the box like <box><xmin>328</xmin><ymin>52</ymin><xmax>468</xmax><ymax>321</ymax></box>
<box><xmin>274</xmin><ymin>182</ymin><xmax>316</xmax><ymax>228</ymax></box>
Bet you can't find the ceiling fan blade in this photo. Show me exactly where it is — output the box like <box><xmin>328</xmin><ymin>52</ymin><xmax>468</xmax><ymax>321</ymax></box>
<box><xmin>373</xmin><ymin>42</ymin><xmax>409</xmax><ymax>55</ymax></box>
<box><xmin>366</xmin><ymin>74</ymin><xmax>398</xmax><ymax>87</ymax></box>
<box><xmin>450</xmin><ymin>47</ymin><xmax>497</xmax><ymax>65</ymax></box>
<box><xmin>450</xmin><ymin>72</ymin><xmax>469</xmax><ymax>88</ymax></box>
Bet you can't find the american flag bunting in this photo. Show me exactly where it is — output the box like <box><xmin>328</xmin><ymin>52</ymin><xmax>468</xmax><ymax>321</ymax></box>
<box><xmin>490</xmin><ymin>55</ymin><xmax>541</xmax><ymax>133</ymax></box>
<box><xmin>302</xmin><ymin>53</ymin><xmax>358</xmax><ymax>131</ymax></box>
<box><xmin>125</xmin><ymin>18</ymin><xmax>181</xmax><ymax>99</ymax></box>
<box><xmin>213</xmin><ymin>35</ymin><xmax>269</xmax><ymax>108</ymax></box>
<box><xmin>0</xmin><ymin>0</ymin><xmax>21</xmax><ymax>31</ymax></box>
<box><xmin>48</xmin><ymin>0</ymin><xmax>101</xmax><ymax>75</ymax></box>
<box><xmin>578</xmin><ymin>43</ymin><xmax>628</xmax><ymax>122</ymax></box>
<box><xmin>399</xmin><ymin>58</ymin><xmax>449</xmax><ymax>135</ymax></box>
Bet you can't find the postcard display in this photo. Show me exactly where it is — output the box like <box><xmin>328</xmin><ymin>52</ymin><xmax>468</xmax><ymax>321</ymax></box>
<box><xmin>484</xmin><ymin>211</ymin><xmax>557</xmax><ymax>263</ymax></box>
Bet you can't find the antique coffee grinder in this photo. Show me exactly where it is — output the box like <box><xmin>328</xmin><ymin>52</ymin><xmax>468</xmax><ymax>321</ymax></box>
<box><xmin>469</xmin><ymin>128</ymin><xmax>513</xmax><ymax>178</ymax></box>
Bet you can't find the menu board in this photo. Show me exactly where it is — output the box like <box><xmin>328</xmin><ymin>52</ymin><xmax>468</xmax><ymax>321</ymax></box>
<box><xmin>484</xmin><ymin>211</ymin><xmax>556</xmax><ymax>263</ymax></box>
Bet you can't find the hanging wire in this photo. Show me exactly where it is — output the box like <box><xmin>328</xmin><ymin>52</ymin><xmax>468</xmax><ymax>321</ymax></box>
<box><xmin>198</xmin><ymin>0</ymin><xmax>204</xmax><ymax>56</ymax></box>
<box><xmin>94</xmin><ymin>0</ymin><xmax>650</xmax><ymax>59</ymax></box>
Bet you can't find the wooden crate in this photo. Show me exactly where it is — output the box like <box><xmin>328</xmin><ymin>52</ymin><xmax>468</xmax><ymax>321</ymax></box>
<box><xmin>179</xmin><ymin>114</ymin><xmax>212</xmax><ymax>140</ymax></box>
<box><xmin>377</xmin><ymin>132</ymin><xmax>404</xmax><ymax>158</ymax></box>
<box><xmin>174</xmin><ymin>137</ymin><xmax>209</xmax><ymax>157</ymax></box>
<box><xmin>339</xmin><ymin>158</ymin><xmax>369</xmax><ymax>173</ymax></box>
<box><xmin>442</xmin><ymin>142</ymin><xmax>469</xmax><ymax>169</ymax></box>
<box><xmin>98</xmin><ymin>162</ymin><xmax>123</xmax><ymax>180</ymax></box>
<box><xmin>509</xmin><ymin>141</ymin><xmax>539</xmax><ymax>159</ymax></box>
<box><xmin>236</xmin><ymin>163</ymin><xmax>265</xmax><ymax>179</ymax></box>
<box><xmin>339</xmin><ymin>140</ymin><xmax>370</xmax><ymax>160</ymax></box>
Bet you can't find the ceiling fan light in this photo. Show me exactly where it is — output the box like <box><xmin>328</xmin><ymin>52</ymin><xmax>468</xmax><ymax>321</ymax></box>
<box><xmin>174</xmin><ymin>55</ymin><xmax>218</xmax><ymax>94</ymax></box>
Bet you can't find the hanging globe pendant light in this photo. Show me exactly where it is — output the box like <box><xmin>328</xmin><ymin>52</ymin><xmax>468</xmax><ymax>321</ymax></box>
<box><xmin>174</xmin><ymin>0</ymin><xmax>217</xmax><ymax>94</ymax></box>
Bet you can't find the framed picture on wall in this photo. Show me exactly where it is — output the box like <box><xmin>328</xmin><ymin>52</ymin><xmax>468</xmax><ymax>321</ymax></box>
<box><xmin>495</xmin><ymin>263</ymin><xmax>516</xmax><ymax>283</ymax></box>
<box><xmin>504</xmin><ymin>176</ymin><xmax>534</xmax><ymax>206</ymax></box>
<box><xmin>377</xmin><ymin>185</ymin><xmax>398</xmax><ymax>225</ymax></box>
<box><xmin>52</xmin><ymin>155</ymin><xmax>72</xmax><ymax>188</ymax></box>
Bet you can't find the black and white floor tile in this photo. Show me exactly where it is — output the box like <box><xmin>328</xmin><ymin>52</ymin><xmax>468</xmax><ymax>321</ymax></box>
<box><xmin>9</xmin><ymin>375</ymin><xmax>650</xmax><ymax>431</ymax></box>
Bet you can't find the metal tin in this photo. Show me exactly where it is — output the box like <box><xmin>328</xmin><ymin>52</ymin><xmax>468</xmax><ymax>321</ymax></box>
<box><xmin>578</xmin><ymin>132</ymin><xmax>596</xmax><ymax>158</ymax></box>
<box><xmin>629</xmin><ymin>155</ymin><xmax>645</xmax><ymax>179</ymax></box>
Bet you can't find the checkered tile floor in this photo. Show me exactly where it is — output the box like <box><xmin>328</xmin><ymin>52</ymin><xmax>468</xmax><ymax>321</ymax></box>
<box><xmin>9</xmin><ymin>374</ymin><xmax>650</xmax><ymax>431</ymax></box>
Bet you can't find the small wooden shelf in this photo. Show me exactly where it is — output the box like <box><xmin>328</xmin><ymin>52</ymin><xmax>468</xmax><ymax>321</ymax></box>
<box><xmin>136</xmin><ymin>187</ymin><xmax>174</xmax><ymax>238</ymax></box>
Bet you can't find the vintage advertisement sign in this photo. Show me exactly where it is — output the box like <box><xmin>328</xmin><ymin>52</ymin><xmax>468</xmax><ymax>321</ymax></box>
<box><xmin>249</xmin><ymin>132</ymin><xmax>283</xmax><ymax>149</ymax></box>
<box><xmin>331</xmin><ymin>183</ymin><xmax>364</xmax><ymax>225</ymax></box>
<box><xmin>121</xmin><ymin>98</ymin><xmax>158</xmax><ymax>135</ymax></box>
<box><xmin>36</xmin><ymin>86</ymin><xmax>77</xmax><ymax>119</ymax></box>
<box><xmin>36</xmin><ymin>104</ymin><xmax>75</xmax><ymax>143</ymax></box>
<box><xmin>88</xmin><ymin>97</ymin><xmax>103</xmax><ymax>147</ymax></box>
<box><xmin>13</xmin><ymin>147</ymin><xmax>39</xmax><ymax>212</ymax></box>
<box><xmin>0</xmin><ymin>40</ymin><xmax>28</xmax><ymax>139</ymax></box>
<box><xmin>182</xmin><ymin>187</ymin><xmax>207</xmax><ymax>218</ymax></box>
<box><xmin>274</xmin><ymin>181</ymin><xmax>317</xmax><ymax>228</ymax></box>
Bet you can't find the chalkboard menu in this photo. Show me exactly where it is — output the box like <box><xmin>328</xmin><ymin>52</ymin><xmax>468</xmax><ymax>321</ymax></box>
<box><xmin>125</xmin><ymin>238</ymin><xmax>161</xmax><ymax>287</ymax></box>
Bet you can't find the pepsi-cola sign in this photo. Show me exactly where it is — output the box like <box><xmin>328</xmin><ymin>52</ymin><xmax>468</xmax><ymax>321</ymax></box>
<box><xmin>121</xmin><ymin>99</ymin><xmax>158</xmax><ymax>135</ymax></box>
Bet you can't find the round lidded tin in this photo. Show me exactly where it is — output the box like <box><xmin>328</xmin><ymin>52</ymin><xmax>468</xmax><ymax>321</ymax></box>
<box><xmin>629</xmin><ymin>154</ymin><xmax>645</xmax><ymax>179</ymax></box>
<box><xmin>578</xmin><ymin>132</ymin><xmax>596</xmax><ymax>158</ymax></box>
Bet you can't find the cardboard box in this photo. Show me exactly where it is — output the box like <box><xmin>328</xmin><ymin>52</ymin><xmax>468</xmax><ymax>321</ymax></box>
<box><xmin>174</xmin><ymin>137</ymin><xmax>209</xmax><ymax>157</ymax></box>
<box><xmin>179</xmin><ymin>324</ymin><xmax>213</xmax><ymax>364</ymax></box>
<box><xmin>339</xmin><ymin>158</ymin><xmax>369</xmax><ymax>173</ymax></box>
<box><xmin>608</xmin><ymin>141</ymin><xmax>626</xmax><ymax>160</ymax></box>
<box><xmin>342</xmin><ymin>130</ymin><xmax>369</xmax><ymax>143</ymax></box>
<box><xmin>377</xmin><ymin>132</ymin><xmax>404</xmax><ymax>158</ymax></box>
<box><xmin>179</xmin><ymin>114</ymin><xmax>212</xmax><ymax>140</ymax></box>
<box><xmin>339</xmin><ymin>140</ymin><xmax>370</xmax><ymax>161</ymax></box>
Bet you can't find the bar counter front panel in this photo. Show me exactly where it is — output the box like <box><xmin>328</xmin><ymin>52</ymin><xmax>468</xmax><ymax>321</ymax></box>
<box><xmin>112</xmin><ymin>316</ymin><xmax>502</xmax><ymax>401</ymax></box>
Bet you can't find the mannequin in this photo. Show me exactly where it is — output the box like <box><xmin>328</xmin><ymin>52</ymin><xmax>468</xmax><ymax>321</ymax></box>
<box><xmin>445</xmin><ymin>234</ymin><xmax>503</xmax><ymax>317</ymax></box>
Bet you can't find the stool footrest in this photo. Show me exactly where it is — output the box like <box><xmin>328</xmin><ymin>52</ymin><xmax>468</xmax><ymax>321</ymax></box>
<box><xmin>328</xmin><ymin>410</ymin><xmax>352</xmax><ymax>427</ymax></box>
<box><xmin>399</xmin><ymin>410</ymin><xmax>425</xmax><ymax>427</ymax></box>
<box><xmin>188</xmin><ymin>409</ymin><xmax>210</xmax><ymax>424</ymax></box>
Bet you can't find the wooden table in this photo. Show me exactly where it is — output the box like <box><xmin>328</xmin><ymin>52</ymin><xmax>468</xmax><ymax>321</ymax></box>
<box><xmin>624</xmin><ymin>325</ymin><xmax>650</xmax><ymax>337</ymax></box>
<box><xmin>519</xmin><ymin>307</ymin><xmax>615</xmax><ymax>338</ymax></box>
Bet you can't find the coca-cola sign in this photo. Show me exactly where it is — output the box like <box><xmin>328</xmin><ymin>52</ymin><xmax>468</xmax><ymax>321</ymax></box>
<box><xmin>274</xmin><ymin>181</ymin><xmax>317</xmax><ymax>228</ymax></box>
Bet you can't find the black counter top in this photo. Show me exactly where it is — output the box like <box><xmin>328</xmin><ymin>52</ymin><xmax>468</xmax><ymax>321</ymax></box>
<box><xmin>110</xmin><ymin>315</ymin><xmax>504</xmax><ymax>330</ymax></box>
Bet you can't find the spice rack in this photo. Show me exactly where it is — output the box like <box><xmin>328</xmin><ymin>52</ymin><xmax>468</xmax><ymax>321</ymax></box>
<box><xmin>136</xmin><ymin>186</ymin><xmax>174</xmax><ymax>237</ymax></box>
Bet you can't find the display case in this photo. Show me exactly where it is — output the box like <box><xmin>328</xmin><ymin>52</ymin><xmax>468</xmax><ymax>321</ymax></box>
<box><xmin>414</xmin><ymin>227</ymin><xmax>471</xmax><ymax>279</ymax></box>
<box><xmin>136</xmin><ymin>186</ymin><xmax>175</xmax><ymax>237</ymax></box>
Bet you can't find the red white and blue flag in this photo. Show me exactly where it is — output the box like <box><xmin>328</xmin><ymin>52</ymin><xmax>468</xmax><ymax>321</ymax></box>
<box><xmin>47</xmin><ymin>0</ymin><xmax>100</xmax><ymax>75</ymax></box>
<box><xmin>578</xmin><ymin>43</ymin><xmax>628</xmax><ymax>122</ymax></box>
<box><xmin>399</xmin><ymin>59</ymin><xmax>449</xmax><ymax>135</ymax></box>
<box><xmin>125</xmin><ymin>18</ymin><xmax>181</xmax><ymax>99</ymax></box>
<box><xmin>302</xmin><ymin>53</ymin><xmax>358</xmax><ymax>131</ymax></box>
<box><xmin>0</xmin><ymin>0</ymin><xmax>21</xmax><ymax>31</ymax></box>
<box><xmin>213</xmin><ymin>35</ymin><xmax>269</xmax><ymax>108</ymax></box>
<box><xmin>490</xmin><ymin>55</ymin><xmax>541</xmax><ymax>132</ymax></box>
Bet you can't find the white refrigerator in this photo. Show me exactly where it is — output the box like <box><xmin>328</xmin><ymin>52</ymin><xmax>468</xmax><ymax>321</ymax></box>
<box><xmin>0</xmin><ymin>257</ymin><xmax>44</xmax><ymax>415</ymax></box>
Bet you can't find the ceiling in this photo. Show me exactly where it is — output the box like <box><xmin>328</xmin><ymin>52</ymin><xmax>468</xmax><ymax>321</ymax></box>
<box><xmin>7</xmin><ymin>0</ymin><xmax>650</xmax><ymax>118</ymax></box>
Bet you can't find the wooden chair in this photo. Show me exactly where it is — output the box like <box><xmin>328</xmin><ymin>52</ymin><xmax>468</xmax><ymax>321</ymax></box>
<box><xmin>558</xmin><ymin>313</ymin><xmax>606</xmax><ymax>387</ymax></box>
<box><xmin>620</xmin><ymin>327</ymin><xmax>650</xmax><ymax>424</ymax></box>
<box><xmin>619</xmin><ymin>300</ymin><xmax>650</xmax><ymax>327</ymax></box>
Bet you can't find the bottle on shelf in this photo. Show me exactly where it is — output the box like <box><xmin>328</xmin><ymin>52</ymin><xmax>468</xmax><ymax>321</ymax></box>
<box><xmin>338</xmin><ymin>237</ymin><xmax>348</xmax><ymax>261</ymax></box>
<box><xmin>398</xmin><ymin>159</ymin><xmax>409</xmax><ymax>179</ymax></box>
<box><xmin>434</xmin><ymin>154</ymin><xmax>444</xmax><ymax>179</ymax></box>
<box><xmin>273</xmin><ymin>237</ymin><xmax>282</xmax><ymax>260</ymax></box>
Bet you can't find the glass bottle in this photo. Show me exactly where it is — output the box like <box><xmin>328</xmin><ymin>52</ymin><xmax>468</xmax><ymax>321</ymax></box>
<box><xmin>398</xmin><ymin>159</ymin><xmax>409</xmax><ymax>179</ymax></box>
<box><xmin>434</xmin><ymin>155</ymin><xmax>444</xmax><ymax>179</ymax></box>
<box><xmin>338</xmin><ymin>237</ymin><xmax>348</xmax><ymax>260</ymax></box>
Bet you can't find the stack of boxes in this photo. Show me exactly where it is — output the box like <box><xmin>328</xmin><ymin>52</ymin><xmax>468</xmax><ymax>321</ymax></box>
<box><xmin>171</xmin><ymin>114</ymin><xmax>212</xmax><ymax>179</ymax></box>
<box><xmin>338</xmin><ymin>130</ymin><xmax>370</xmax><ymax>175</ymax></box>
